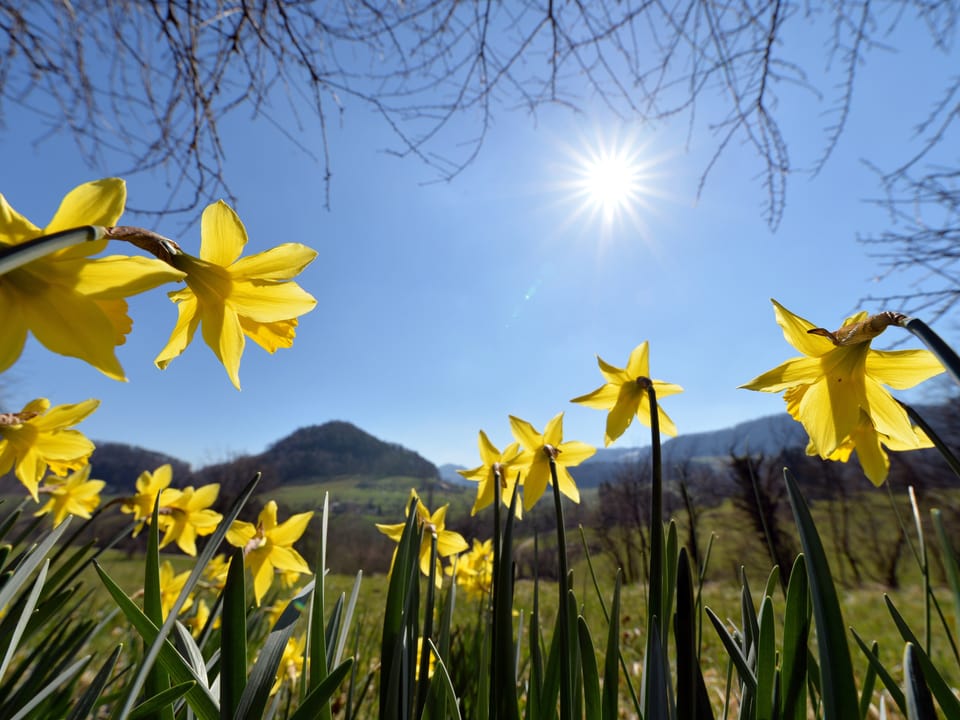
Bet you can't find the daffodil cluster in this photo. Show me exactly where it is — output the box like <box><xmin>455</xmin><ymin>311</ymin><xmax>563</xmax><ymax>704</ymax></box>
<box><xmin>742</xmin><ymin>300</ymin><xmax>944</xmax><ymax>485</ymax></box>
<box><xmin>226</xmin><ymin>500</ymin><xmax>313</xmax><ymax>605</ymax></box>
<box><xmin>0</xmin><ymin>179</ymin><xmax>318</xmax><ymax>388</ymax></box>
<box><xmin>33</xmin><ymin>465</ymin><xmax>105</xmax><ymax>527</ymax></box>
<box><xmin>0</xmin><ymin>398</ymin><xmax>99</xmax><ymax>501</ymax></box>
<box><xmin>120</xmin><ymin>464</ymin><xmax>223</xmax><ymax>556</ymax></box>
<box><xmin>459</xmin><ymin>342</ymin><xmax>683</xmax><ymax>516</ymax></box>
<box><xmin>447</xmin><ymin>538</ymin><xmax>494</xmax><ymax>601</ymax></box>
<box><xmin>376</xmin><ymin>489</ymin><xmax>468</xmax><ymax>587</ymax></box>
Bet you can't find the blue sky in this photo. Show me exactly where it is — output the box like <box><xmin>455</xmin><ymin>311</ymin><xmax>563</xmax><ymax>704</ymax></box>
<box><xmin>1</xmin><ymin>18</ymin><xmax>956</xmax><ymax>471</ymax></box>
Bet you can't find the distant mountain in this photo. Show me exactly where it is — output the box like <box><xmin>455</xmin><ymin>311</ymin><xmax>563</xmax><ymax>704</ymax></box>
<box><xmin>74</xmin><ymin>402</ymin><xmax>959</xmax><ymax>496</ymax></box>
<box><xmin>573</xmin><ymin>413</ymin><xmax>810</xmax><ymax>488</ymax></box>
<box><xmin>259</xmin><ymin>421</ymin><xmax>438</xmax><ymax>483</ymax></box>
<box><xmin>188</xmin><ymin>421</ymin><xmax>439</xmax><ymax>496</ymax></box>
<box><xmin>438</xmin><ymin>463</ymin><xmax>470</xmax><ymax>486</ymax></box>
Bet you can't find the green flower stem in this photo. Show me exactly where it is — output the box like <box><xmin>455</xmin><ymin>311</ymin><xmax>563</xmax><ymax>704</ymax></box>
<box><xmin>900</xmin><ymin>316</ymin><xmax>960</xmax><ymax>388</ymax></box>
<box><xmin>0</xmin><ymin>226</ymin><xmax>104</xmax><ymax>275</ymax></box>
<box><xmin>642</xmin><ymin>380</ymin><xmax>665</xmax><ymax>718</ymax></box>
<box><xmin>549</xmin><ymin>457</ymin><xmax>573</xmax><ymax>720</ymax></box>
<box><xmin>490</xmin><ymin>469</ymin><xmax>502</xmax><ymax>719</ymax></box>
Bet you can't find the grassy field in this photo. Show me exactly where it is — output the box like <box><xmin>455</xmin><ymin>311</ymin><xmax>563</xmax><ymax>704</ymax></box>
<box><xmin>7</xmin><ymin>475</ymin><xmax>959</xmax><ymax>718</ymax></box>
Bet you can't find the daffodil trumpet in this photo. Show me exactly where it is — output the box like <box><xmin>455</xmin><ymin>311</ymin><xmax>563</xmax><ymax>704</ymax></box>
<box><xmin>0</xmin><ymin>226</ymin><xmax>104</xmax><ymax>276</ymax></box>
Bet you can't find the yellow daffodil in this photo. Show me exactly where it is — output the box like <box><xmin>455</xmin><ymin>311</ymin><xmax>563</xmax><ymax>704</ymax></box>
<box><xmin>509</xmin><ymin>413</ymin><xmax>595</xmax><ymax>511</ymax></box>
<box><xmin>120</xmin><ymin>464</ymin><xmax>174</xmax><ymax>531</ymax></box>
<box><xmin>447</xmin><ymin>538</ymin><xmax>494</xmax><ymax>601</ymax></box>
<box><xmin>457</xmin><ymin>431</ymin><xmax>523</xmax><ymax>517</ymax></box>
<box><xmin>157</xmin><ymin>484</ymin><xmax>223</xmax><ymax>556</ymax></box>
<box><xmin>0</xmin><ymin>398</ymin><xmax>99</xmax><ymax>500</ymax></box>
<box><xmin>34</xmin><ymin>465</ymin><xmax>105</xmax><ymax>526</ymax></box>
<box><xmin>571</xmin><ymin>341</ymin><xmax>683</xmax><ymax>445</ymax></box>
<box><xmin>271</xmin><ymin>634</ymin><xmax>306</xmax><ymax>695</ymax></box>
<box><xmin>186</xmin><ymin>598</ymin><xmax>218</xmax><ymax>637</ymax></box>
<box><xmin>742</xmin><ymin>300</ymin><xmax>943</xmax><ymax>484</ymax></box>
<box><xmin>0</xmin><ymin>179</ymin><xmax>185</xmax><ymax>380</ymax></box>
<box><xmin>204</xmin><ymin>553</ymin><xmax>232</xmax><ymax>590</ymax></box>
<box><xmin>154</xmin><ymin>200</ymin><xmax>318</xmax><ymax>389</ymax></box>
<box><xmin>376</xmin><ymin>489</ymin><xmax>468</xmax><ymax>588</ymax></box>
<box><xmin>226</xmin><ymin>500</ymin><xmax>313</xmax><ymax>605</ymax></box>
<box><xmin>157</xmin><ymin>560</ymin><xmax>194</xmax><ymax>618</ymax></box>
<box><xmin>415</xmin><ymin>637</ymin><xmax>435</xmax><ymax>680</ymax></box>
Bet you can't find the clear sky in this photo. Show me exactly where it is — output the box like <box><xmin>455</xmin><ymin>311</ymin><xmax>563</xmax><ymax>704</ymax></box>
<box><xmin>1</xmin><ymin>16</ymin><xmax>956</xmax><ymax>471</ymax></box>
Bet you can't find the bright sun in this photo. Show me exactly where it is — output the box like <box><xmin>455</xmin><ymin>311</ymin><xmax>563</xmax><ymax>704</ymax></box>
<box><xmin>567</xmin><ymin>137</ymin><xmax>653</xmax><ymax>230</ymax></box>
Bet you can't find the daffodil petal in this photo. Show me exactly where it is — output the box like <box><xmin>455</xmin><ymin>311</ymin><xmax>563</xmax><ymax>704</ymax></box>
<box><xmin>228</xmin><ymin>280</ymin><xmax>317</xmax><ymax>322</ymax></box>
<box><xmin>227</xmin><ymin>520</ymin><xmax>256</xmax><ymax>546</ymax></box>
<box><xmin>557</xmin><ymin>440</ymin><xmax>596</xmax><ymax>466</ymax></box>
<box><xmin>436</xmin><ymin>530</ymin><xmax>469</xmax><ymax>557</ymax></box>
<box><xmin>740</xmin><ymin>356</ymin><xmax>823</xmax><ymax>392</ymax></box>
<box><xmin>522</xmin><ymin>462</ymin><xmax>549</xmax><ymax>511</ymax></box>
<box><xmin>798</xmin><ymin>379</ymin><xmax>859</xmax><ymax>456</ymax></box>
<box><xmin>772</xmin><ymin>299</ymin><xmax>835</xmax><ymax>358</ymax></box>
<box><xmin>597</xmin><ymin>355</ymin><xmax>630</xmax><ymax>383</ymax></box>
<box><xmin>33</xmin><ymin>399</ymin><xmax>99</xmax><ymax>430</ymax></box>
<box><xmin>189</xmin><ymin>483</ymin><xmax>220</xmax><ymax>509</ymax></box>
<box><xmin>72</xmin><ymin>255</ymin><xmax>185</xmax><ymax>298</ymax></box>
<box><xmin>0</xmin><ymin>193</ymin><xmax>41</xmax><ymax>245</ymax></box>
<box><xmin>44</xmin><ymin>178</ymin><xmax>126</xmax><ymax>233</ymax></box>
<box><xmin>554</xmin><ymin>466</ymin><xmax>581</xmax><ymax>504</ymax></box>
<box><xmin>156</xmin><ymin>294</ymin><xmax>201</xmax><ymax>370</ymax></box>
<box><xmin>852</xmin><ymin>425</ymin><xmax>890</xmax><ymax>487</ymax></box>
<box><xmin>18</xmin><ymin>282</ymin><xmax>126</xmax><ymax>380</ymax></box>
<box><xmin>176</xmin><ymin>524</ymin><xmax>199</xmax><ymax>556</ymax></box>
<box><xmin>199</xmin><ymin>297</ymin><xmax>245</xmax><ymax>390</ymax></box>
<box><xmin>543</xmin><ymin>413</ymin><xmax>564</xmax><ymax>446</ymax></box>
<box><xmin>270</xmin><ymin>511</ymin><xmax>313</xmax><ymax>546</ymax></box>
<box><xmin>571</xmin><ymin>383</ymin><xmax>619</xmax><ymax>409</ymax></box>
<box><xmin>477</xmin><ymin>430</ymin><xmax>499</xmax><ymax>465</ymax></box>
<box><xmin>268</xmin><ymin>545</ymin><xmax>311</xmax><ymax>574</ymax></box>
<box><xmin>657</xmin><ymin>405</ymin><xmax>679</xmax><ymax>437</ymax></box>
<box><xmin>0</xmin><ymin>285</ymin><xmax>28</xmax><ymax>373</ymax></box>
<box><xmin>624</xmin><ymin>342</ymin><xmax>651</xmax><ymax>378</ymax></box>
<box><xmin>470</xmin><ymin>474</ymin><xmax>495</xmax><ymax>515</ymax></box>
<box><xmin>652</xmin><ymin>380</ymin><xmax>684</xmax><ymax>398</ymax></box>
<box><xmin>606</xmin><ymin>384</ymin><xmax>640</xmax><ymax>444</ymax></box>
<box><xmin>230</xmin><ymin>243</ymin><xmax>318</xmax><ymax>280</ymax></box>
<box><xmin>238</xmin><ymin>316</ymin><xmax>298</xmax><ymax>353</ymax></box>
<box><xmin>201</xmin><ymin>200</ymin><xmax>247</xmax><ymax>267</ymax></box>
<box><xmin>250</xmin><ymin>553</ymin><xmax>275</xmax><ymax>605</ymax></box>
<box><xmin>376</xmin><ymin>522</ymin><xmax>406</xmax><ymax>542</ymax></box>
<box><xmin>509</xmin><ymin>416</ymin><xmax>542</xmax><ymax>451</ymax></box>
<box><xmin>863</xmin><ymin>378</ymin><xmax>922</xmax><ymax>447</ymax></box>
<box><xmin>866</xmin><ymin>349</ymin><xmax>945</xmax><ymax>389</ymax></box>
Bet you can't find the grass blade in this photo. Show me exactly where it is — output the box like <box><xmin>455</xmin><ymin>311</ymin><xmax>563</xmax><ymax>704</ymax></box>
<box><xmin>93</xmin><ymin>563</ymin><xmax>219</xmax><ymax>720</ymax></box>
<box><xmin>65</xmin><ymin>644</ymin><xmax>123</xmax><ymax>720</ymax></box>
<box><xmin>780</xmin><ymin>555</ymin><xmax>809</xmax><ymax>720</ymax></box>
<box><xmin>577</xmin><ymin>617</ymin><xmax>601</xmax><ymax>720</ymax></box>
<box><xmin>220</xmin><ymin>547</ymin><xmax>247</xmax><ymax>718</ymax></box>
<box><xmin>784</xmin><ymin>469</ymin><xmax>860</xmax><ymax>720</ymax></box>
<box><xmin>884</xmin><ymin>595</ymin><xmax>960</xmax><ymax>717</ymax></box>
<box><xmin>904</xmin><ymin>643</ymin><xmax>938</xmax><ymax>720</ymax></box>
<box><xmin>851</xmin><ymin>629</ymin><xmax>905</xmax><ymax>715</ymax></box>
<box><xmin>602</xmin><ymin>572</ymin><xmax>621</xmax><ymax>720</ymax></box>
<box><xmin>289</xmin><ymin>658</ymin><xmax>354</xmax><ymax>720</ymax></box>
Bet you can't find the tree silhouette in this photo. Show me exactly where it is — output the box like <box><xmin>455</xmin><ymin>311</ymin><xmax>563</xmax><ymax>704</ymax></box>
<box><xmin>2</xmin><ymin>2</ymin><xmax>957</xmax><ymax>307</ymax></box>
